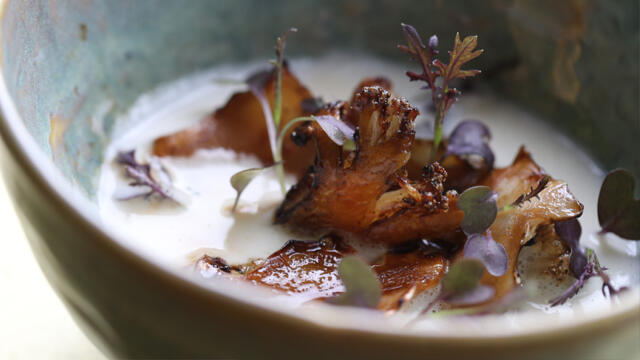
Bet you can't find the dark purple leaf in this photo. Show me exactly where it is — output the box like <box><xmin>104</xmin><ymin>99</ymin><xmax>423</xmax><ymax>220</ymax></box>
<box><xmin>463</xmin><ymin>231</ymin><xmax>508</xmax><ymax>276</ymax></box>
<box><xmin>398</xmin><ymin>23</ymin><xmax>438</xmax><ymax>100</ymax></box>
<box><xmin>116</xmin><ymin>150</ymin><xmax>174</xmax><ymax>201</ymax></box>
<box><xmin>598</xmin><ymin>169</ymin><xmax>640</xmax><ymax>240</ymax></box>
<box><xmin>444</xmin><ymin>120</ymin><xmax>495</xmax><ymax>170</ymax></box>
<box><xmin>458</xmin><ymin>186</ymin><xmax>498</xmax><ymax>235</ymax></box>
<box><xmin>313</xmin><ymin>115</ymin><xmax>356</xmax><ymax>146</ymax></box>
<box><xmin>509</xmin><ymin>176</ymin><xmax>550</xmax><ymax>208</ymax></box>
<box><xmin>549</xmin><ymin>248</ymin><xmax>625</xmax><ymax>306</ymax></box>
<box><xmin>554</xmin><ymin>219</ymin><xmax>587</xmax><ymax>277</ymax></box>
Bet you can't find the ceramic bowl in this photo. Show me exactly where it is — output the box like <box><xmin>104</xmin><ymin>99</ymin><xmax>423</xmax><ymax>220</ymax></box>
<box><xmin>0</xmin><ymin>1</ymin><xmax>638</xmax><ymax>358</ymax></box>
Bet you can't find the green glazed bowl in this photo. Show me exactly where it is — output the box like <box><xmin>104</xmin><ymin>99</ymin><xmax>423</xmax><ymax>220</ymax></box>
<box><xmin>0</xmin><ymin>1</ymin><xmax>638</xmax><ymax>359</ymax></box>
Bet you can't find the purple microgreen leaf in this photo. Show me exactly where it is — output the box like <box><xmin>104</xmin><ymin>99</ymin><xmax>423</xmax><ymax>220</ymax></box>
<box><xmin>458</xmin><ymin>186</ymin><xmax>498</xmax><ymax>235</ymax></box>
<box><xmin>444</xmin><ymin>120</ymin><xmax>495</xmax><ymax>170</ymax></box>
<box><xmin>598</xmin><ymin>169</ymin><xmax>640</xmax><ymax>240</ymax></box>
<box><xmin>277</xmin><ymin>115</ymin><xmax>356</xmax><ymax>163</ymax></box>
<box><xmin>463</xmin><ymin>231</ymin><xmax>508</xmax><ymax>276</ymax></box>
<box><xmin>116</xmin><ymin>150</ymin><xmax>177</xmax><ymax>202</ymax></box>
<box><xmin>398</xmin><ymin>23</ymin><xmax>438</xmax><ymax>96</ymax></box>
<box><xmin>312</xmin><ymin>115</ymin><xmax>356</xmax><ymax>147</ymax></box>
<box><xmin>554</xmin><ymin>219</ymin><xmax>587</xmax><ymax>277</ymax></box>
<box><xmin>327</xmin><ymin>256</ymin><xmax>382</xmax><ymax>308</ymax></box>
<box><xmin>230</xmin><ymin>162</ymin><xmax>280</xmax><ymax>212</ymax></box>
<box><xmin>549</xmin><ymin>248</ymin><xmax>625</xmax><ymax>306</ymax></box>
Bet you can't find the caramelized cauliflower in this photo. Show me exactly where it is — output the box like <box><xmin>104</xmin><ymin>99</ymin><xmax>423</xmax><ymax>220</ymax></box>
<box><xmin>476</xmin><ymin>148</ymin><xmax>583</xmax><ymax>300</ymax></box>
<box><xmin>276</xmin><ymin>86</ymin><xmax>463</xmax><ymax>245</ymax></box>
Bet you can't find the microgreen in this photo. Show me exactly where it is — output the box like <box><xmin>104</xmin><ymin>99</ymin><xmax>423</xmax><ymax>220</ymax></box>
<box><xmin>230</xmin><ymin>113</ymin><xmax>355</xmax><ymax>211</ymax></box>
<box><xmin>230</xmin><ymin>162</ymin><xmax>280</xmax><ymax>213</ymax></box>
<box><xmin>327</xmin><ymin>256</ymin><xmax>382</xmax><ymax>308</ymax></box>
<box><xmin>463</xmin><ymin>231</ymin><xmax>508</xmax><ymax>277</ymax></box>
<box><xmin>417</xmin><ymin>259</ymin><xmax>494</xmax><ymax>316</ymax></box>
<box><xmin>273</xmin><ymin>28</ymin><xmax>297</xmax><ymax>128</ymax></box>
<box><xmin>231</xmin><ymin>29</ymin><xmax>358</xmax><ymax>208</ymax></box>
<box><xmin>443</xmin><ymin>120</ymin><xmax>495</xmax><ymax>170</ymax></box>
<box><xmin>554</xmin><ymin>219</ymin><xmax>587</xmax><ymax>277</ymax></box>
<box><xmin>399</xmin><ymin>24</ymin><xmax>482</xmax><ymax>160</ymax></box>
<box><xmin>116</xmin><ymin>150</ymin><xmax>177</xmax><ymax>202</ymax></box>
<box><xmin>549</xmin><ymin>248</ymin><xmax>626</xmax><ymax>306</ymax></box>
<box><xmin>458</xmin><ymin>186</ymin><xmax>508</xmax><ymax>278</ymax></box>
<box><xmin>597</xmin><ymin>169</ymin><xmax>640</xmax><ymax>240</ymax></box>
<box><xmin>458</xmin><ymin>186</ymin><xmax>498</xmax><ymax>235</ymax></box>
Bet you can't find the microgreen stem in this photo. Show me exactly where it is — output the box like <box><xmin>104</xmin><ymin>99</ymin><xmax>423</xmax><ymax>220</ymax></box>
<box><xmin>273</xmin><ymin>65</ymin><xmax>283</xmax><ymax>128</ymax></box>
<box><xmin>273</xmin><ymin>116</ymin><xmax>315</xmax><ymax>194</ymax></box>
<box><xmin>431</xmin><ymin>102</ymin><xmax>445</xmax><ymax>161</ymax></box>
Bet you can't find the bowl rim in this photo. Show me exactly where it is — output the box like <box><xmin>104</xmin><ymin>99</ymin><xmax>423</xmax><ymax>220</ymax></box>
<box><xmin>0</xmin><ymin>29</ymin><xmax>638</xmax><ymax>349</ymax></box>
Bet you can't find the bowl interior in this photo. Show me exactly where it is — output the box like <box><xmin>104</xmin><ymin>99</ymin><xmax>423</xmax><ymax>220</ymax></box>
<box><xmin>3</xmin><ymin>0</ymin><xmax>639</xmax><ymax>196</ymax></box>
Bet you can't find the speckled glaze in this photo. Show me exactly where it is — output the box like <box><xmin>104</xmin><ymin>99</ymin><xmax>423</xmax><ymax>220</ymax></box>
<box><xmin>0</xmin><ymin>0</ymin><xmax>638</xmax><ymax>358</ymax></box>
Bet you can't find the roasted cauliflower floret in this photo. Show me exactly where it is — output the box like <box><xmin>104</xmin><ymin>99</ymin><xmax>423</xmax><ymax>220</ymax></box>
<box><xmin>475</xmin><ymin>147</ymin><xmax>583</xmax><ymax>300</ymax></box>
<box><xmin>276</xmin><ymin>87</ymin><xmax>463</xmax><ymax>244</ymax></box>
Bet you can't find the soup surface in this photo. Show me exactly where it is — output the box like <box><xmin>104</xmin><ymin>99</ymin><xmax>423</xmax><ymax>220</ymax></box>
<box><xmin>97</xmin><ymin>53</ymin><xmax>639</xmax><ymax>316</ymax></box>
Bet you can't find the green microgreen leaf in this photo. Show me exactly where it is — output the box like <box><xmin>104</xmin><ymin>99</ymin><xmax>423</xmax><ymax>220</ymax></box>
<box><xmin>441</xmin><ymin>259</ymin><xmax>486</xmax><ymax>296</ymax></box>
<box><xmin>458</xmin><ymin>186</ymin><xmax>498</xmax><ymax>235</ymax></box>
<box><xmin>230</xmin><ymin>163</ymin><xmax>280</xmax><ymax>212</ymax></box>
<box><xmin>598</xmin><ymin>169</ymin><xmax>640</xmax><ymax>240</ymax></box>
<box><xmin>413</xmin><ymin>259</ymin><xmax>497</xmax><ymax>320</ymax></box>
<box><xmin>327</xmin><ymin>256</ymin><xmax>382</xmax><ymax>308</ymax></box>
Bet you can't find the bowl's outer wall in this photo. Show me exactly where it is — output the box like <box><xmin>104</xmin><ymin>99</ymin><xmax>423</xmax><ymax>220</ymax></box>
<box><xmin>1</xmin><ymin>0</ymin><xmax>639</xmax><ymax>359</ymax></box>
<box><xmin>2</xmin><ymin>124</ymin><xmax>640</xmax><ymax>358</ymax></box>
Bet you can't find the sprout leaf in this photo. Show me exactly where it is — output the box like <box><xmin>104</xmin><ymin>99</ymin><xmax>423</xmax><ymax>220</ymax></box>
<box><xmin>327</xmin><ymin>256</ymin><xmax>382</xmax><ymax>308</ymax></box>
